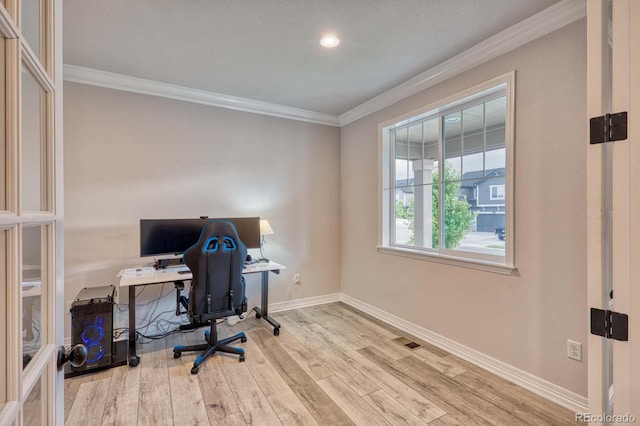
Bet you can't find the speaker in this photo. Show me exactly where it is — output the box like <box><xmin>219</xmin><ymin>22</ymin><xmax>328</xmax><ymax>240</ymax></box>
<box><xmin>70</xmin><ymin>285</ymin><xmax>115</xmax><ymax>373</ymax></box>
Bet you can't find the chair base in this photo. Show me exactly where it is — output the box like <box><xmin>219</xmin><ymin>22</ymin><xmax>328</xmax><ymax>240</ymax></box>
<box><xmin>173</xmin><ymin>323</ymin><xmax>246</xmax><ymax>374</ymax></box>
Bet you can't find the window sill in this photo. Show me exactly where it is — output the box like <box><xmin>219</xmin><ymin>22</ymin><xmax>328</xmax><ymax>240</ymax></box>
<box><xmin>377</xmin><ymin>246</ymin><xmax>517</xmax><ymax>275</ymax></box>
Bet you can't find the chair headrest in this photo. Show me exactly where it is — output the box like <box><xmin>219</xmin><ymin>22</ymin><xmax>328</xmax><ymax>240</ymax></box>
<box><xmin>195</xmin><ymin>220</ymin><xmax>242</xmax><ymax>253</ymax></box>
<box><xmin>203</xmin><ymin>236</ymin><xmax>237</xmax><ymax>253</ymax></box>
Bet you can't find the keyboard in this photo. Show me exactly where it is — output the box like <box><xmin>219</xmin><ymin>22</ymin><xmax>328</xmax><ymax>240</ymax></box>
<box><xmin>162</xmin><ymin>266</ymin><xmax>190</xmax><ymax>274</ymax></box>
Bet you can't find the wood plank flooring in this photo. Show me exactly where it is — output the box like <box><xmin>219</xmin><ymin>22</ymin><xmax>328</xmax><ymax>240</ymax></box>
<box><xmin>65</xmin><ymin>302</ymin><xmax>577</xmax><ymax>425</ymax></box>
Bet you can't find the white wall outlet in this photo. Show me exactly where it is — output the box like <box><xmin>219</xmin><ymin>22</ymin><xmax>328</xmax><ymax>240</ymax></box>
<box><xmin>567</xmin><ymin>339</ymin><xmax>582</xmax><ymax>361</ymax></box>
<box><xmin>293</xmin><ymin>274</ymin><xmax>301</xmax><ymax>285</ymax></box>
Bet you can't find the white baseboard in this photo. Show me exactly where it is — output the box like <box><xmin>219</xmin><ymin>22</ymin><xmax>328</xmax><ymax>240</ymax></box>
<box><xmin>340</xmin><ymin>293</ymin><xmax>588</xmax><ymax>414</ymax></box>
<box><xmin>268</xmin><ymin>293</ymin><xmax>341</xmax><ymax>313</ymax></box>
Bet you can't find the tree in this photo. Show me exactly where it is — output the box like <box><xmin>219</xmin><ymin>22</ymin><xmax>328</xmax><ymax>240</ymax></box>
<box><xmin>432</xmin><ymin>164</ymin><xmax>474</xmax><ymax>249</ymax></box>
<box><xmin>395</xmin><ymin>200</ymin><xmax>409</xmax><ymax>219</ymax></box>
<box><xmin>401</xmin><ymin>165</ymin><xmax>472</xmax><ymax>248</ymax></box>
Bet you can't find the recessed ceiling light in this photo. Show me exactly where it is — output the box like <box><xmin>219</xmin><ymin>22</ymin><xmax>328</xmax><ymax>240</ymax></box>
<box><xmin>320</xmin><ymin>34</ymin><xmax>340</xmax><ymax>48</ymax></box>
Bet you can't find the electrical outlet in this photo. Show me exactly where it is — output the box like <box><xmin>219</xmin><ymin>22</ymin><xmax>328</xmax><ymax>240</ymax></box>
<box><xmin>293</xmin><ymin>274</ymin><xmax>301</xmax><ymax>285</ymax></box>
<box><xmin>567</xmin><ymin>340</ymin><xmax>582</xmax><ymax>361</ymax></box>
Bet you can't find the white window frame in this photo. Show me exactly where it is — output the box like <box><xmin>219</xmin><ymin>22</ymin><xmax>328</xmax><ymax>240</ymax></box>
<box><xmin>378</xmin><ymin>72</ymin><xmax>515</xmax><ymax>274</ymax></box>
<box><xmin>489</xmin><ymin>184</ymin><xmax>505</xmax><ymax>200</ymax></box>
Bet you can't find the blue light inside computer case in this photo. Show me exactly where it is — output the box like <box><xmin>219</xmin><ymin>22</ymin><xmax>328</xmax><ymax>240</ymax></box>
<box><xmin>81</xmin><ymin>319</ymin><xmax>106</xmax><ymax>363</ymax></box>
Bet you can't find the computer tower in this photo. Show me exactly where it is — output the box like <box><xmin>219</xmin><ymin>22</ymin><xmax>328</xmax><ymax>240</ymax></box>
<box><xmin>70</xmin><ymin>285</ymin><xmax>115</xmax><ymax>373</ymax></box>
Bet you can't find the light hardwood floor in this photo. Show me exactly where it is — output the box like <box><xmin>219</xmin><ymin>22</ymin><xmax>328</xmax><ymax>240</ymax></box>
<box><xmin>64</xmin><ymin>302</ymin><xmax>577</xmax><ymax>425</ymax></box>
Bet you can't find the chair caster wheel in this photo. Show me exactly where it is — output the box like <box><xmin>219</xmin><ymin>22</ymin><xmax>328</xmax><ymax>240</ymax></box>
<box><xmin>191</xmin><ymin>366</ymin><xmax>199</xmax><ymax>374</ymax></box>
<box><xmin>255</xmin><ymin>311</ymin><xmax>261</xmax><ymax>319</ymax></box>
<box><xmin>274</xmin><ymin>328</ymin><xmax>280</xmax><ymax>336</ymax></box>
<box><xmin>128</xmin><ymin>356</ymin><xmax>140</xmax><ymax>367</ymax></box>
<box><xmin>239</xmin><ymin>354</ymin><xmax>245</xmax><ymax>362</ymax></box>
<box><xmin>173</xmin><ymin>352</ymin><xmax>181</xmax><ymax>359</ymax></box>
<box><xmin>241</xmin><ymin>336</ymin><xmax>247</xmax><ymax>343</ymax></box>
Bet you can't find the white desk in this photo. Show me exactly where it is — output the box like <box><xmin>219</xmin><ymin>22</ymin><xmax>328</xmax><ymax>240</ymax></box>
<box><xmin>118</xmin><ymin>261</ymin><xmax>285</xmax><ymax>367</ymax></box>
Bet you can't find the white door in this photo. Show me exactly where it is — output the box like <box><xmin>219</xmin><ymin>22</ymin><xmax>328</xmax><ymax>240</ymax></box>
<box><xmin>0</xmin><ymin>0</ymin><xmax>63</xmax><ymax>424</ymax></box>
<box><xmin>587</xmin><ymin>0</ymin><xmax>640</xmax><ymax>422</ymax></box>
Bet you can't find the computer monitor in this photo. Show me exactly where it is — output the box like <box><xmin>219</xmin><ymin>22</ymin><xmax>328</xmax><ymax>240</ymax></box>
<box><xmin>139</xmin><ymin>217</ymin><xmax>261</xmax><ymax>257</ymax></box>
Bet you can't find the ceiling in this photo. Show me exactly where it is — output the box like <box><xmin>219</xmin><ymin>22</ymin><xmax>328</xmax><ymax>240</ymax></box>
<box><xmin>63</xmin><ymin>0</ymin><xmax>560</xmax><ymax>116</ymax></box>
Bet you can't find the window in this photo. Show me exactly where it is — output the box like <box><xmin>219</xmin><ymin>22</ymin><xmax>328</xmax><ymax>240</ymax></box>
<box><xmin>21</xmin><ymin>63</ymin><xmax>49</xmax><ymax>212</ymax></box>
<box><xmin>490</xmin><ymin>185</ymin><xmax>505</xmax><ymax>200</ymax></box>
<box><xmin>0</xmin><ymin>37</ymin><xmax>5</xmax><ymax>211</ymax></box>
<box><xmin>380</xmin><ymin>73</ymin><xmax>514</xmax><ymax>272</ymax></box>
<box><xmin>22</xmin><ymin>225</ymin><xmax>47</xmax><ymax>371</ymax></box>
<box><xmin>0</xmin><ymin>229</ymin><xmax>7</xmax><ymax>407</ymax></box>
<box><xmin>21</xmin><ymin>0</ymin><xmax>44</xmax><ymax>63</ymax></box>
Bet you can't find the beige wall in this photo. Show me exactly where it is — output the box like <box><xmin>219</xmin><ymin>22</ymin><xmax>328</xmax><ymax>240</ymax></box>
<box><xmin>63</xmin><ymin>82</ymin><xmax>341</xmax><ymax>336</ymax></box>
<box><xmin>340</xmin><ymin>20</ymin><xmax>587</xmax><ymax>396</ymax></box>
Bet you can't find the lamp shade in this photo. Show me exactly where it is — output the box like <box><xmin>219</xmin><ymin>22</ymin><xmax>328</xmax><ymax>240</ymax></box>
<box><xmin>260</xmin><ymin>220</ymin><xmax>274</xmax><ymax>235</ymax></box>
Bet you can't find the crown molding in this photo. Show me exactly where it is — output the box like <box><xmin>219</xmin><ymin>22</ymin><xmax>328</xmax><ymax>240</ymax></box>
<box><xmin>63</xmin><ymin>65</ymin><xmax>341</xmax><ymax>127</ymax></box>
<box><xmin>338</xmin><ymin>0</ymin><xmax>586</xmax><ymax>126</ymax></box>
<box><xmin>63</xmin><ymin>0</ymin><xmax>584</xmax><ymax>129</ymax></box>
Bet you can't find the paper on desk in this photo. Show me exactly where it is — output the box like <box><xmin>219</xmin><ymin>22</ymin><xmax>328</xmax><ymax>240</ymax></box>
<box><xmin>123</xmin><ymin>267</ymin><xmax>154</xmax><ymax>277</ymax></box>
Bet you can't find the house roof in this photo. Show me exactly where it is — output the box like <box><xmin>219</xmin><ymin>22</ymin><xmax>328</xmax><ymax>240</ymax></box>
<box><xmin>396</xmin><ymin>179</ymin><xmax>415</xmax><ymax>193</ymax></box>
<box><xmin>461</xmin><ymin>168</ymin><xmax>505</xmax><ymax>188</ymax></box>
<box><xmin>394</xmin><ymin>168</ymin><xmax>504</xmax><ymax>191</ymax></box>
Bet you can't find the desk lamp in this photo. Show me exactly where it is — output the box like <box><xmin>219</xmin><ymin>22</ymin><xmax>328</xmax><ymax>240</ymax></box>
<box><xmin>257</xmin><ymin>220</ymin><xmax>274</xmax><ymax>263</ymax></box>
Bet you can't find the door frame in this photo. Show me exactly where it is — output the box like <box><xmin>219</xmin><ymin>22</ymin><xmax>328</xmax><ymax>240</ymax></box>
<box><xmin>0</xmin><ymin>0</ymin><xmax>63</xmax><ymax>424</ymax></box>
<box><xmin>587</xmin><ymin>0</ymin><xmax>640</xmax><ymax>421</ymax></box>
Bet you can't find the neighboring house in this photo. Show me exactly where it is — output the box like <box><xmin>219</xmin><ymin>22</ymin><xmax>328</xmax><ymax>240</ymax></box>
<box><xmin>460</xmin><ymin>168</ymin><xmax>505</xmax><ymax>232</ymax></box>
<box><xmin>395</xmin><ymin>169</ymin><xmax>505</xmax><ymax>233</ymax></box>
<box><xmin>395</xmin><ymin>178</ymin><xmax>414</xmax><ymax>206</ymax></box>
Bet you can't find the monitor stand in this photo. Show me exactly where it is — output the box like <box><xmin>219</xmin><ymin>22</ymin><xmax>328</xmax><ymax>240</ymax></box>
<box><xmin>156</xmin><ymin>257</ymin><xmax>184</xmax><ymax>269</ymax></box>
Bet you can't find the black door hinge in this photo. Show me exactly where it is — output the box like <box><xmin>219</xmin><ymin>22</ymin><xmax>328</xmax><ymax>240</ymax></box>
<box><xmin>590</xmin><ymin>112</ymin><xmax>628</xmax><ymax>144</ymax></box>
<box><xmin>590</xmin><ymin>308</ymin><xmax>628</xmax><ymax>341</ymax></box>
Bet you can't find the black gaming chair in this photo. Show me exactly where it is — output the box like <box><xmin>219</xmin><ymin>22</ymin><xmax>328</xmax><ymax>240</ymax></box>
<box><xmin>173</xmin><ymin>220</ymin><xmax>248</xmax><ymax>374</ymax></box>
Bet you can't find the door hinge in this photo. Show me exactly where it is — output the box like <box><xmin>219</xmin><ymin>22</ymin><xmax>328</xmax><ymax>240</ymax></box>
<box><xmin>590</xmin><ymin>308</ymin><xmax>628</xmax><ymax>341</ymax></box>
<box><xmin>590</xmin><ymin>111</ymin><xmax>628</xmax><ymax>144</ymax></box>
